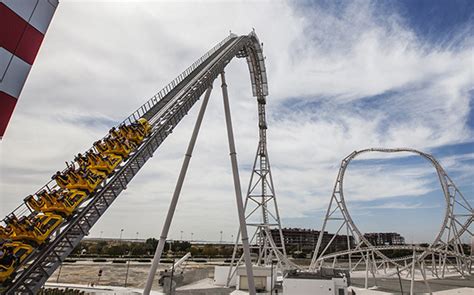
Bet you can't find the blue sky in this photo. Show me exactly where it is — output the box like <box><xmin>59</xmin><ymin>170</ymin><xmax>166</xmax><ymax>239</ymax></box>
<box><xmin>275</xmin><ymin>0</ymin><xmax>474</xmax><ymax>243</ymax></box>
<box><xmin>0</xmin><ymin>0</ymin><xmax>472</xmax><ymax>244</ymax></box>
<box><xmin>385</xmin><ymin>0</ymin><xmax>473</xmax><ymax>46</ymax></box>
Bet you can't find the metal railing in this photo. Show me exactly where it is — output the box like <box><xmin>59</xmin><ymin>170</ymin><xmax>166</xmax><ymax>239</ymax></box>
<box><xmin>121</xmin><ymin>34</ymin><xmax>236</xmax><ymax>125</ymax></box>
<box><xmin>1</xmin><ymin>34</ymin><xmax>237</xmax><ymax>227</ymax></box>
<box><xmin>5</xmin><ymin>33</ymin><xmax>251</xmax><ymax>294</ymax></box>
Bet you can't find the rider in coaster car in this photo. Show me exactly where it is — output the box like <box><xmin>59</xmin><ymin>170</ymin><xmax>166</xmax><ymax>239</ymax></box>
<box><xmin>75</xmin><ymin>153</ymin><xmax>88</xmax><ymax>169</ymax></box>
<box><xmin>53</xmin><ymin>171</ymin><xmax>69</xmax><ymax>183</ymax></box>
<box><xmin>22</xmin><ymin>217</ymin><xmax>35</xmax><ymax>232</ymax></box>
<box><xmin>119</xmin><ymin>136</ymin><xmax>132</xmax><ymax>149</ymax></box>
<box><xmin>78</xmin><ymin>166</ymin><xmax>101</xmax><ymax>183</ymax></box>
<box><xmin>67</xmin><ymin>167</ymin><xmax>80</xmax><ymax>182</ymax></box>
<box><xmin>109</xmin><ymin>127</ymin><xmax>122</xmax><ymax>139</ymax></box>
<box><xmin>0</xmin><ymin>246</ymin><xmax>17</xmax><ymax>267</ymax></box>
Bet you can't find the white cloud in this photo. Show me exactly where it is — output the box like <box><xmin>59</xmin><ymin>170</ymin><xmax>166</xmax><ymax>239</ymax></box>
<box><xmin>353</xmin><ymin>201</ymin><xmax>440</xmax><ymax>210</ymax></box>
<box><xmin>0</xmin><ymin>1</ymin><xmax>472</xmax><ymax>242</ymax></box>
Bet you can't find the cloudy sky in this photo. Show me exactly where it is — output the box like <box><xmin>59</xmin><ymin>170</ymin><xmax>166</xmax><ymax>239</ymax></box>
<box><xmin>0</xmin><ymin>0</ymin><xmax>473</xmax><ymax>244</ymax></box>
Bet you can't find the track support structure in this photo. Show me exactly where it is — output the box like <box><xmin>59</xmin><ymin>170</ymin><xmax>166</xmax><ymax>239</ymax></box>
<box><xmin>221</xmin><ymin>71</ymin><xmax>257</xmax><ymax>295</ymax></box>
<box><xmin>143</xmin><ymin>85</ymin><xmax>213</xmax><ymax>294</ymax></box>
<box><xmin>226</xmin><ymin>46</ymin><xmax>295</xmax><ymax>286</ymax></box>
<box><xmin>4</xmin><ymin>32</ymin><xmax>274</xmax><ymax>293</ymax></box>
<box><xmin>309</xmin><ymin>148</ymin><xmax>473</xmax><ymax>290</ymax></box>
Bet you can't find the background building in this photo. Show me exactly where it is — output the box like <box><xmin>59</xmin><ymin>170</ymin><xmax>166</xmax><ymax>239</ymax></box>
<box><xmin>270</xmin><ymin>228</ymin><xmax>355</xmax><ymax>255</ymax></box>
<box><xmin>363</xmin><ymin>232</ymin><xmax>405</xmax><ymax>246</ymax></box>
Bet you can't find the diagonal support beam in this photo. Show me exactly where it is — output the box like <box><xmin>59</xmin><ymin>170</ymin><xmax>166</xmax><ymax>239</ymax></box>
<box><xmin>221</xmin><ymin>71</ymin><xmax>256</xmax><ymax>295</ymax></box>
<box><xmin>143</xmin><ymin>84</ymin><xmax>214</xmax><ymax>294</ymax></box>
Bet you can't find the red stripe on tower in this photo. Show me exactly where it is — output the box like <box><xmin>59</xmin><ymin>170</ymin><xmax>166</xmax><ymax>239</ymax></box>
<box><xmin>0</xmin><ymin>0</ymin><xmax>58</xmax><ymax>139</ymax></box>
<box><xmin>0</xmin><ymin>3</ymin><xmax>45</xmax><ymax>65</ymax></box>
<box><xmin>0</xmin><ymin>91</ymin><xmax>17</xmax><ymax>138</ymax></box>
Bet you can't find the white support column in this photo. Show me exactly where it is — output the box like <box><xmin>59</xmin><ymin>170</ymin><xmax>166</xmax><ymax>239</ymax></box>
<box><xmin>221</xmin><ymin>71</ymin><xmax>256</xmax><ymax>295</ymax></box>
<box><xmin>371</xmin><ymin>251</ymin><xmax>377</xmax><ymax>287</ymax></box>
<box><xmin>410</xmin><ymin>249</ymin><xmax>416</xmax><ymax>295</ymax></box>
<box><xmin>420</xmin><ymin>260</ymin><xmax>433</xmax><ymax>294</ymax></box>
<box><xmin>365</xmin><ymin>251</ymin><xmax>369</xmax><ymax>289</ymax></box>
<box><xmin>143</xmin><ymin>85</ymin><xmax>213</xmax><ymax>295</ymax></box>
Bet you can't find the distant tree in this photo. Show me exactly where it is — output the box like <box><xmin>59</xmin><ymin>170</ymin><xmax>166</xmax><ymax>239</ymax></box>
<box><xmin>286</xmin><ymin>245</ymin><xmax>298</xmax><ymax>254</ymax></box>
<box><xmin>97</xmin><ymin>240</ymin><xmax>107</xmax><ymax>253</ymax></box>
<box><xmin>218</xmin><ymin>246</ymin><xmax>233</xmax><ymax>257</ymax></box>
<box><xmin>70</xmin><ymin>243</ymin><xmax>82</xmax><ymax>255</ymax></box>
<box><xmin>202</xmin><ymin>245</ymin><xmax>218</xmax><ymax>257</ymax></box>
<box><xmin>87</xmin><ymin>241</ymin><xmax>108</xmax><ymax>255</ymax></box>
<box><xmin>292</xmin><ymin>251</ymin><xmax>306</xmax><ymax>259</ymax></box>
<box><xmin>146</xmin><ymin>238</ymin><xmax>158</xmax><ymax>250</ymax></box>
<box><xmin>461</xmin><ymin>243</ymin><xmax>471</xmax><ymax>255</ymax></box>
<box><xmin>171</xmin><ymin>241</ymin><xmax>191</xmax><ymax>253</ymax></box>
<box><xmin>130</xmin><ymin>243</ymin><xmax>148</xmax><ymax>256</ymax></box>
<box><xmin>106</xmin><ymin>244</ymin><xmax>127</xmax><ymax>256</ymax></box>
<box><xmin>190</xmin><ymin>246</ymin><xmax>202</xmax><ymax>256</ymax></box>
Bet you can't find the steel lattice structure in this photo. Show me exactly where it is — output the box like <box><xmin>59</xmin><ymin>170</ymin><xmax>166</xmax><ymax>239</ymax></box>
<box><xmin>4</xmin><ymin>32</ymin><xmax>281</xmax><ymax>295</ymax></box>
<box><xmin>225</xmin><ymin>94</ymin><xmax>297</xmax><ymax>286</ymax></box>
<box><xmin>309</xmin><ymin>148</ymin><xmax>473</xmax><ymax>288</ymax></box>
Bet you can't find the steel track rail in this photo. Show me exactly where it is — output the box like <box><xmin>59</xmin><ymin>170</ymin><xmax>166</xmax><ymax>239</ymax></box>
<box><xmin>318</xmin><ymin>245</ymin><xmax>470</xmax><ymax>261</ymax></box>
<box><xmin>310</xmin><ymin>148</ymin><xmax>473</xmax><ymax>276</ymax></box>
<box><xmin>4</xmin><ymin>32</ymin><xmax>267</xmax><ymax>294</ymax></box>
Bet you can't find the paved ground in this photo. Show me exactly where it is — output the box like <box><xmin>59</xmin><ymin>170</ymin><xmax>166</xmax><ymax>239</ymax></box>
<box><xmin>47</xmin><ymin>260</ymin><xmax>474</xmax><ymax>294</ymax></box>
<box><xmin>351</xmin><ymin>275</ymin><xmax>474</xmax><ymax>294</ymax></box>
<box><xmin>48</xmin><ymin>261</ymin><xmax>213</xmax><ymax>291</ymax></box>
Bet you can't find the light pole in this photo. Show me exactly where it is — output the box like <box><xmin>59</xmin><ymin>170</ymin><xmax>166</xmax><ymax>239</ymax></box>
<box><xmin>180</xmin><ymin>231</ymin><xmax>184</xmax><ymax>241</ymax></box>
<box><xmin>270</xmin><ymin>260</ymin><xmax>275</xmax><ymax>295</ymax></box>
<box><xmin>124</xmin><ymin>247</ymin><xmax>131</xmax><ymax>287</ymax></box>
<box><xmin>119</xmin><ymin>229</ymin><xmax>124</xmax><ymax>258</ymax></box>
<box><xmin>220</xmin><ymin>231</ymin><xmax>223</xmax><ymax>243</ymax></box>
<box><xmin>100</xmin><ymin>231</ymin><xmax>103</xmax><ymax>239</ymax></box>
<box><xmin>191</xmin><ymin>232</ymin><xmax>194</xmax><ymax>241</ymax></box>
<box><xmin>136</xmin><ymin>232</ymin><xmax>139</xmax><ymax>240</ymax></box>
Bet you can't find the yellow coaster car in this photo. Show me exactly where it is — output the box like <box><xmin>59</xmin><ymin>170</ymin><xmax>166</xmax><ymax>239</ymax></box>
<box><xmin>116</xmin><ymin>124</ymin><xmax>145</xmax><ymax>146</ymax></box>
<box><xmin>94</xmin><ymin>136</ymin><xmax>132</xmax><ymax>159</ymax></box>
<box><xmin>113</xmin><ymin>118</ymin><xmax>151</xmax><ymax>146</ymax></box>
<box><xmin>0</xmin><ymin>228</ymin><xmax>10</xmax><ymax>242</ymax></box>
<box><xmin>109</xmin><ymin>127</ymin><xmax>136</xmax><ymax>148</ymax></box>
<box><xmin>24</xmin><ymin>189</ymin><xmax>87</xmax><ymax>218</ymax></box>
<box><xmin>0</xmin><ymin>213</ymin><xmax>63</xmax><ymax>246</ymax></box>
<box><xmin>52</xmin><ymin>166</ymin><xmax>103</xmax><ymax>193</ymax></box>
<box><xmin>92</xmin><ymin>119</ymin><xmax>150</xmax><ymax>161</ymax></box>
<box><xmin>137</xmin><ymin>118</ymin><xmax>152</xmax><ymax>135</ymax></box>
<box><xmin>83</xmin><ymin>151</ymin><xmax>122</xmax><ymax>175</ymax></box>
<box><xmin>0</xmin><ymin>241</ymin><xmax>34</xmax><ymax>285</ymax></box>
<box><xmin>74</xmin><ymin>154</ymin><xmax>107</xmax><ymax>178</ymax></box>
<box><xmin>115</xmin><ymin>125</ymin><xmax>144</xmax><ymax>147</ymax></box>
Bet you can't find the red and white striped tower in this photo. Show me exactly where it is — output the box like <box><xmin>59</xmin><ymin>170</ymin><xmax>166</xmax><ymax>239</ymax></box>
<box><xmin>0</xmin><ymin>0</ymin><xmax>59</xmax><ymax>139</ymax></box>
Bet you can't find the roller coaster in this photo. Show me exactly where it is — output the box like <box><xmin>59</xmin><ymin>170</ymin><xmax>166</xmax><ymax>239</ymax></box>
<box><xmin>0</xmin><ymin>32</ymin><xmax>269</xmax><ymax>294</ymax></box>
<box><xmin>0</xmin><ymin>118</ymin><xmax>151</xmax><ymax>282</ymax></box>
<box><xmin>1</xmin><ymin>29</ymin><xmax>472</xmax><ymax>295</ymax></box>
<box><xmin>310</xmin><ymin>148</ymin><xmax>473</xmax><ymax>290</ymax></box>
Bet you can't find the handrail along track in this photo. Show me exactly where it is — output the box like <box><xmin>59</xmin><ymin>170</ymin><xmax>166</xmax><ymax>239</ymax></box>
<box><xmin>3</xmin><ymin>31</ymin><xmax>269</xmax><ymax>294</ymax></box>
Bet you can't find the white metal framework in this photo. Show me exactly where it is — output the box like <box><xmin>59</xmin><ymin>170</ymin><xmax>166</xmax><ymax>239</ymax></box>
<box><xmin>142</xmin><ymin>32</ymin><xmax>278</xmax><ymax>295</ymax></box>
<box><xmin>226</xmin><ymin>66</ymin><xmax>297</xmax><ymax>286</ymax></box>
<box><xmin>224</xmin><ymin>41</ymin><xmax>304</xmax><ymax>287</ymax></box>
<box><xmin>4</xmin><ymin>32</ymin><xmax>274</xmax><ymax>295</ymax></box>
<box><xmin>309</xmin><ymin>148</ymin><xmax>473</xmax><ymax>291</ymax></box>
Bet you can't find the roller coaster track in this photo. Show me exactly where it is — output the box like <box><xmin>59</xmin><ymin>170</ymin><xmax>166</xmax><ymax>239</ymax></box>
<box><xmin>310</xmin><ymin>148</ymin><xmax>473</xmax><ymax>279</ymax></box>
<box><xmin>4</xmin><ymin>31</ymin><xmax>269</xmax><ymax>294</ymax></box>
<box><xmin>316</xmin><ymin>245</ymin><xmax>469</xmax><ymax>262</ymax></box>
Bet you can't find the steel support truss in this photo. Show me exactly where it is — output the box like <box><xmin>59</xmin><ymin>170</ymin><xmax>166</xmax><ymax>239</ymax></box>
<box><xmin>226</xmin><ymin>44</ymin><xmax>299</xmax><ymax>287</ymax></box>
<box><xmin>309</xmin><ymin>148</ymin><xmax>473</xmax><ymax>292</ymax></box>
<box><xmin>4</xmin><ymin>31</ymin><xmax>272</xmax><ymax>294</ymax></box>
